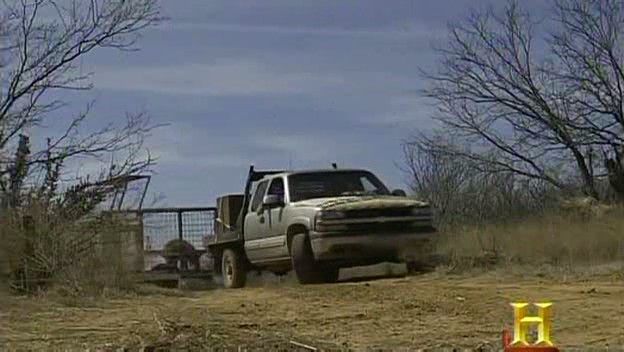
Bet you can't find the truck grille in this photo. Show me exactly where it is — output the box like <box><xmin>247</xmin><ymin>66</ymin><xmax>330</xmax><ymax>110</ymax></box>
<box><xmin>315</xmin><ymin>206</ymin><xmax>434</xmax><ymax>233</ymax></box>
<box><xmin>343</xmin><ymin>221</ymin><xmax>418</xmax><ymax>233</ymax></box>
<box><xmin>316</xmin><ymin>220</ymin><xmax>433</xmax><ymax>234</ymax></box>
<box><xmin>343</xmin><ymin>207</ymin><xmax>416</xmax><ymax>219</ymax></box>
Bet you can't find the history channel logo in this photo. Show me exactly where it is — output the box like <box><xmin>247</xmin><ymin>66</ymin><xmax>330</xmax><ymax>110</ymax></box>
<box><xmin>503</xmin><ymin>302</ymin><xmax>559</xmax><ymax>352</ymax></box>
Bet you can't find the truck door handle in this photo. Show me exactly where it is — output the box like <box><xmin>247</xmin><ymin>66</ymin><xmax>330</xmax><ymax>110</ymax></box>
<box><xmin>259</xmin><ymin>216</ymin><xmax>265</xmax><ymax>224</ymax></box>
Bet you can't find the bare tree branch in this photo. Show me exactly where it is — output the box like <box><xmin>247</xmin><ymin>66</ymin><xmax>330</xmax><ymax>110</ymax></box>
<box><xmin>416</xmin><ymin>0</ymin><xmax>624</xmax><ymax>200</ymax></box>
<box><xmin>0</xmin><ymin>0</ymin><xmax>163</xmax><ymax>208</ymax></box>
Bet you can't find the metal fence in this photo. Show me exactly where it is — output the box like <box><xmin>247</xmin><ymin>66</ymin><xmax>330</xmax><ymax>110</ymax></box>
<box><xmin>140</xmin><ymin>207</ymin><xmax>217</xmax><ymax>251</ymax></box>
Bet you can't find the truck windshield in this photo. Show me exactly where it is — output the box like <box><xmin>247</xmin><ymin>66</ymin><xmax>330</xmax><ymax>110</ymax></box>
<box><xmin>288</xmin><ymin>171</ymin><xmax>390</xmax><ymax>202</ymax></box>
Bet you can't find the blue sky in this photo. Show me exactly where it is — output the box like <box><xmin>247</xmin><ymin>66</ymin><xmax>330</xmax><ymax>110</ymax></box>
<box><xmin>57</xmin><ymin>0</ymin><xmax>543</xmax><ymax>207</ymax></box>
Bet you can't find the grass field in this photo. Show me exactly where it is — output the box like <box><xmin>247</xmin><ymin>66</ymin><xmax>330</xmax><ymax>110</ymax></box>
<box><xmin>2</xmin><ymin>263</ymin><xmax>624</xmax><ymax>351</ymax></box>
<box><xmin>1</xmin><ymin>208</ymin><xmax>623</xmax><ymax>351</ymax></box>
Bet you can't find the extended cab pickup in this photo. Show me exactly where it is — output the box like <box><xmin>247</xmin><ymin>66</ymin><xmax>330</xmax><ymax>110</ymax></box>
<box><xmin>207</xmin><ymin>166</ymin><xmax>436</xmax><ymax>288</ymax></box>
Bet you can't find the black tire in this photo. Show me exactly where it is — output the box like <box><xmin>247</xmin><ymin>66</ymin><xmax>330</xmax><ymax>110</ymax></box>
<box><xmin>406</xmin><ymin>260</ymin><xmax>434</xmax><ymax>275</ymax></box>
<box><xmin>221</xmin><ymin>248</ymin><xmax>247</xmax><ymax>288</ymax></box>
<box><xmin>320</xmin><ymin>265</ymin><xmax>340</xmax><ymax>283</ymax></box>
<box><xmin>290</xmin><ymin>233</ymin><xmax>329</xmax><ymax>284</ymax></box>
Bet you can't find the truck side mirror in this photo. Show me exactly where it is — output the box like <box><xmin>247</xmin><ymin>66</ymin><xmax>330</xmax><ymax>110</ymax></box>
<box><xmin>262</xmin><ymin>194</ymin><xmax>284</xmax><ymax>208</ymax></box>
<box><xmin>391</xmin><ymin>189</ymin><xmax>407</xmax><ymax>197</ymax></box>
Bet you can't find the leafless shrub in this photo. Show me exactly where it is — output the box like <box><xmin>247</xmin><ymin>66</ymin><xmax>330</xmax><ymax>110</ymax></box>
<box><xmin>403</xmin><ymin>133</ymin><xmax>624</xmax><ymax>273</ymax></box>
<box><xmin>1</xmin><ymin>200</ymin><xmax>142</xmax><ymax>295</ymax></box>
<box><xmin>402</xmin><ymin>133</ymin><xmax>562</xmax><ymax>227</ymax></box>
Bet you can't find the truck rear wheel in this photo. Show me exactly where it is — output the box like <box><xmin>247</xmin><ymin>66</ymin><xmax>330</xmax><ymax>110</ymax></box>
<box><xmin>221</xmin><ymin>248</ymin><xmax>246</xmax><ymax>288</ymax></box>
<box><xmin>291</xmin><ymin>233</ymin><xmax>337</xmax><ymax>284</ymax></box>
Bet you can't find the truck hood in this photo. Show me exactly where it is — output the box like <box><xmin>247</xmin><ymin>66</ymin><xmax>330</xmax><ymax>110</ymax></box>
<box><xmin>291</xmin><ymin>195</ymin><xmax>429</xmax><ymax>210</ymax></box>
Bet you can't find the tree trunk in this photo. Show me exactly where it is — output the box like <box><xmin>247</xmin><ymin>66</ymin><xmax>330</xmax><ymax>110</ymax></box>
<box><xmin>571</xmin><ymin>149</ymin><xmax>599</xmax><ymax>200</ymax></box>
<box><xmin>605</xmin><ymin>149</ymin><xmax>624</xmax><ymax>202</ymax></box>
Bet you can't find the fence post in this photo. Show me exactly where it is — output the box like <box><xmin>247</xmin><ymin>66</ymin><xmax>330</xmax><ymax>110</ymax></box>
<box><xmin>177</xmin><ymin>210</ymin><xmax>183</xmax><ymax>241</ymax></box>
<box><xmin>134</xmin><ymin>211</ymin><xmax>145</xmax><ymax>272</ymax></box>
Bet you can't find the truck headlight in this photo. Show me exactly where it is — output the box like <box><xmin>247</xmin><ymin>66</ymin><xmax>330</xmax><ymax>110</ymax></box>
<box><xmin>318</xmin><ymin>210</ymin><xmax>346</xmax><ymax>220</ymax></box>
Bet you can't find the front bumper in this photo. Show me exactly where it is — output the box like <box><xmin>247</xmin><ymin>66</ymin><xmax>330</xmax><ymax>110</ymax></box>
<box><xmin>309</xmin><ymin>226</ymin><xmax>436</xmax><ymax>264</ymax></box>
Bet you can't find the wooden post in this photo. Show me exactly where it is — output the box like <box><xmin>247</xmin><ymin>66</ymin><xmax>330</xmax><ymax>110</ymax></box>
<box><xmin>177</xmin><ymin>210</ymin><xmax>183</xmax><ymax>241</ymax></box>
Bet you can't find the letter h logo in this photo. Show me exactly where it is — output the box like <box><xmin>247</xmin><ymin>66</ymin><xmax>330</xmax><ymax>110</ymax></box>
<box><xmin>510</xmin><ymin>302</ymin><xmax>553</xmax><ymax>347</ymax></box>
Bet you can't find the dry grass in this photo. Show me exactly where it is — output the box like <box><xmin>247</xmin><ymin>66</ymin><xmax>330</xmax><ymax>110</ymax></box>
<box><xmin>436</xmin><ymin>205</ymin><xmax>624</xmax><ymax>272</ymax></box>
<box><xmin>0</xmin><ymin>214</ymin><xmax>27</xmax><ymax>278</ymax></box>
<box><xmin>2</xmin><ymin>205</ymin><xmax>624</xmax><ymax>350</ymax></box>
<box><xmin>3</xmin><ymin>272</ymin><xmax>624</xmax><ymax>351</ymax></box>
<box><xmin>0</xmin><ymin>207</ymin><xmax>142</xmax><ymax>296</ymax></box>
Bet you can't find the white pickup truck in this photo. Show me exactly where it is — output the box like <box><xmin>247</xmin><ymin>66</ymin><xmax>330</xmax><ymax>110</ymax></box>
<box><xmin>207</xmin><ymin>166</ymin><xmax>436</xmax><ymax>288</ymax></box>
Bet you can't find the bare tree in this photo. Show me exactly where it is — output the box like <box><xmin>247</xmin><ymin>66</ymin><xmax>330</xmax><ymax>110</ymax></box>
<box><xmin>418</xmin><ymin>0</ymin><xmax>624</xmax><ymax>201</ymax></box>
<box><xmin>0</xmin><ymin>0</ymin><xmax>163</xmax><ymax>207</ymax></box>
<box><xmin>402</xmin><ymin>134</ymin><xmax>478</xmax><ymax>223</ymax></box>
<box><xmin>550</xmin><ymin>0</ymin><xmax>624</xmax><ymax>200</ymax></box>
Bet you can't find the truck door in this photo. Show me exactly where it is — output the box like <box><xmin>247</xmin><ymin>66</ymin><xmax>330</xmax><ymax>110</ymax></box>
<box><xmin>243</xmin><ymin>179</ymin><xmax>269</xmax><ymax>263</ymax></box>
<box><xmin>263</xmin><ymin>177</ymin><xmax>289</xmax><ymax>260</ymax></box>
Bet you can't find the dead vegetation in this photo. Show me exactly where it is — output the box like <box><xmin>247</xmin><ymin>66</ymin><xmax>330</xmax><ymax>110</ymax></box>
<box><xmin>2</xmin><ymin>270</ymin><xmax>623</xmax><ymax>351</ymax></box>
<box><xmin>0</xmin><ymin>211</ymin><xmax>143</xmax><ymax>302</ymax></box>
<box><xmin>2</xmin><ymin>200</ymin><xmax>621</xmax><ymax>350</ymax></box>
<box><xmin>1</xmin><ymin>204</ymin><xmax>622</xmax><ymax>350</ymax></box>
<box><xmin>435</xmin><ymin>204</ymin><xmax>624</xmax><ymax>274</ymax></box>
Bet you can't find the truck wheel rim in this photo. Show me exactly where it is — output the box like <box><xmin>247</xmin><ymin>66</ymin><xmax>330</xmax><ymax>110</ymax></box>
<box><xmin>224</xmin><ymin>257</ymin><xmax>233</xmax><ymax>282</ymax></box>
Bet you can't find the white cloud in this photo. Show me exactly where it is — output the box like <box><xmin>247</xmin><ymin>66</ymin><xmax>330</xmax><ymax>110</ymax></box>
<box><xmin>92</xmin><ymin>60</ymin><xmax>346</xmax><ymax>96</ymax></box>
<box><xmin>369</xmin><ymin>94</ymin><xmax>436</xmax><ymax>128</ymax></box>
<box><xmin>153</xmin><ymin>147</ymin><xmax>249</xmax><ymax>168</ymax></box>
<box><xmin>149</xmin><ymin>123</ymin><xmax>358</xmax><ymax>168</ymax></box>
<box><xmin>146</xmin><ymin>125</ymin><xmax>251</xmax><ymax>168</ymax></box>
<box><xmin>155</xmin><ymin>22</ymin><xmax>442</xmax><ymax>39</ymax></box>
<box><xmin>249</xmin><ymin>133</ymin><xmax>357</xmax><ymax>164</ymax></box>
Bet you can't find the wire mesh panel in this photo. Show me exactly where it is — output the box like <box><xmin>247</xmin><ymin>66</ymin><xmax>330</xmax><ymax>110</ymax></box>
<box><xmin>181</xmin><ymin>210</ymin><xmax>215</xmax><ymax>248</ymax></box>
<box><xmin>143</xmin><ymin>211</ymin><xmax>179</xmax><ymax>251</ymax></box>
<box><xmin>141</xmin><ymin>208</ymin><xmax>216</xmax><ymax>251</ymax></box>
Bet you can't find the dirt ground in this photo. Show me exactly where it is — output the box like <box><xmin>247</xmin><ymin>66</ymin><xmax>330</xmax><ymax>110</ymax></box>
<box><xmin>1</xmin><ymin>265</ymin><xmax>624</xmax><ymax>351</ymax></box>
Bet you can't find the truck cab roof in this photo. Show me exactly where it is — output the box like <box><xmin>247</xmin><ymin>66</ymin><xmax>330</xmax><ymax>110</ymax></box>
<box><xmin>257</xmin><ymin>168</ymin><xmax>371</xmax><ymax>181</ymax></box>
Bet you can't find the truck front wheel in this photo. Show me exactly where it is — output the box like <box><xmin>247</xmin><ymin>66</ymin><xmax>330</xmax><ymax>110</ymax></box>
<box><xmin>320</xmin><ymin>266</ymin><xmax>339</xmax><ymax>283</ymax></box>
<box><xmin>221</xmin><ymin>248</ymin><xmax>247</xmax><ymax>288</ymax></box>
<box><xmin>291</xmin><ymin>233</ymin><xmax>338</xmax><ymax>284</ymax></box>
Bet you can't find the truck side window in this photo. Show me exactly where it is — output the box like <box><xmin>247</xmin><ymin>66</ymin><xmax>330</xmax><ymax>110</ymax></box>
<box><xmin>267</xmin><ymin>178</ymin><xmax>284</xmax><ymax>198</ymax></box>
<box><xmin>250</xmin><ymin>180</ymin><xmax>269</xmax><ymax>212</ymax></box>
<box><xmin>360</xmin><ymin>176</ymin><xmax>377</xmax><ymax>192</ymax></box>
